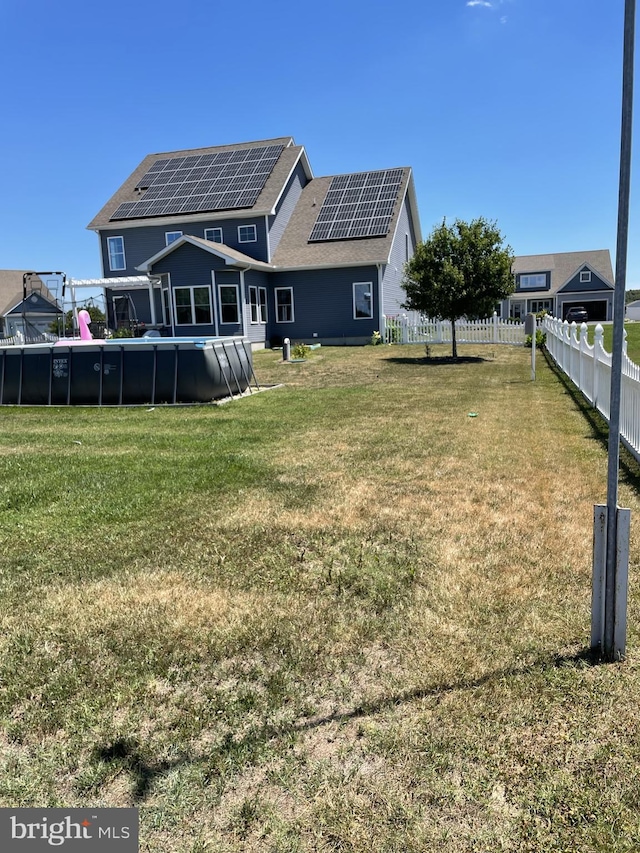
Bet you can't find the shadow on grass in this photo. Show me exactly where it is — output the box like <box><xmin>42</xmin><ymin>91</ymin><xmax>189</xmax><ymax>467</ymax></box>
<box><xmin>543</xmin><ymin>350</ymin><xmax>640</xmax><ymax>493</ymax></box>
<box><xmin>87</xmin><ymin>645</ymin><xmax>604</xmax><ymax>802</ymax></box>
<box><xmin>90</xmin><ymin>738</ymin><xmax>172</xmax><ymax>800</ymax></box>
<box><xmin>385</xmin><ymin>356</ymin><xmax>490</xmax><ymax>366</ymax></box>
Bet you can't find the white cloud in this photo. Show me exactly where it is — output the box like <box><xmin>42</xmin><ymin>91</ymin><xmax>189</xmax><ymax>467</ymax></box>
<box><xmin>467</xmin><ymin>1</ymin><xmax>493</xmax><ymax>6</ymax></box>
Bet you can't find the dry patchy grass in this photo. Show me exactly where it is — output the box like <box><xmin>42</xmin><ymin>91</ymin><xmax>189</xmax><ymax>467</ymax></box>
<box><xmin>1</xmin><ymin>344</ymin><xmax>640</xmax><ymax>851</ymax></box>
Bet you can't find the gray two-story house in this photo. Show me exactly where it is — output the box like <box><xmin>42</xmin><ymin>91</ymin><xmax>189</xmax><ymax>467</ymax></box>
<box><xmin>87</xmin><ymin>136</ymin><xmax>422</xmax><ymax>346</ymax></box>
<box><xmin>506</xmin><ymin>250</ymin><xmax>615</xmax><ymax>321</ymax></box>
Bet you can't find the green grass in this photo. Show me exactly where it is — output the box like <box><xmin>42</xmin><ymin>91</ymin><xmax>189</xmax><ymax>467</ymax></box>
<box><xmin>1</xmin><ymin>343</ymin><xmax>640</xmax><ymax>851</ymax></box>
<box><xmin>581</xmin><ymin>319</ymin><xmax>640</xmax><ymax>364</ymax></box>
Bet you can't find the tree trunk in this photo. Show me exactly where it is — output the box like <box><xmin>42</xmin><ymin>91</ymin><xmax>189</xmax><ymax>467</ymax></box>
<box><xmin>451</xmin><ymin>319</ymin><xmax>457</xmax><ymax>359</ymax></box>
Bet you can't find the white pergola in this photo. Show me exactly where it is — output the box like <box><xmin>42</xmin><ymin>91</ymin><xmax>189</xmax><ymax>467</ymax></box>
<box><xmin>66</xmin><ymin>275</ymin><xmax>161</xmax><ymax>326</ymax></box>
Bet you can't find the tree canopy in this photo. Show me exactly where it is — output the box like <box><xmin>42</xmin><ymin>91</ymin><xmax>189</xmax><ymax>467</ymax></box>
<box><xmin>402</xmin><ymin>217</ymin><xmax>515</xmax><ymax>357</ymax></box>
<box><xmin>49</xmin><ymin>304</ymin><xmax>106</xmax><ymax>336</ymax></box>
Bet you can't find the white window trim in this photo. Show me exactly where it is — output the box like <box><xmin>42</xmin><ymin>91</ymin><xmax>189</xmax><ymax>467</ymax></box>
<box><xmin>165</xmin><ymin>231</ymin><xmax>183</xmax><ymax>246</ymax></box>
<box><xmin>204</xmin><ymin>227</ymin><xmax>223</xmax><ymax>243</ymax></box>
<box><xmin>353</xmin><ymin>281</ymin><xmax>374</xmax><ymax>320</ymax></box>
<box><xmin>218</xmin><ymin>283</ymin><xmax>241</xmax><ymax>325</ymax></box>
<box><xmin>259</xmin><ymin>286</ymin><xmax>268</xmax><ymax>324</ymax></box>
<box><xmin>519</xmin><ymin>273</ymin><xmax>547</xmax><ymax>290</ymax></box>
<box><xmin>107</xmin><ymin>236</ymin><xmax>126</xmax><ymax>271</ymax></box>
<box><xmin>530</xmin><ymin>299</ymin><xmax>552</xmax><ymax>313</ymax></box>
<box><xmin>160</xmin><ymin>272</ymin><xmax>172</xmax><ymax>330</ymax></box>
<box><xmin>249</xmin><ymin>285</ymin><xmax>268</xmax><ymax>324</ymax></box>
<box><xmin>173</xmin><ymin>285</ymin><xmax>213</xmax><ymax>326</ymax></box>
<box><xmin>580</xmin><ymin>270</ymin><xmax>592</xmax><ymax>283</ymax></box>
<box><xmin>275</xmin><ymin>287</ymin><xmax>294</xmax><ymax>323</ymax></box>
<box><xmin>238</xmin><ymin>224</ymin><xmax>257</xmax><ymax>243</ymax></box>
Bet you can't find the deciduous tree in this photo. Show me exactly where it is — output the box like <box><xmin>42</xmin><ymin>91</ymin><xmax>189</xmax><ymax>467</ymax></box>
<box><xmin>402</xmin><ymin>218</ymin><xmax>514</xmax><ymax>358</ymax></box>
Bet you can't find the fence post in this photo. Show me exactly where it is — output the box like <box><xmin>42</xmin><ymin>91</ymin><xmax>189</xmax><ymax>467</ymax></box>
<box><xmin>401</xmin><ymin>314</ymin><xmax>408</xmax><ymax>344</ymax></box>
<box><xmin>493</xmin><ymin>311</ymin><xmax>499</xmax><ymax>344</ymax></box>
<box><xmin>594</xmin><ymin>324</ymin><xmax>603</xmax><ymax>409</ymax></box>
<box><xmin>381</xmin><ymin>314</ymin><xmax>386</xmax><ymax>344</ymax></box>
<box><xmin>579</xmin><ymin>322</ymin><xmax>588</xmax><ymax>393</ymax></box>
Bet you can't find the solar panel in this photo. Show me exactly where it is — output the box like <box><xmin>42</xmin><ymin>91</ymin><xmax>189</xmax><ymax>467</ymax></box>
<box><xmin>110</xmin><ymin>144</ymin><xmax>284</xmax><ymax>220</ymax></box>
<box><xmin>309</xmin><ymin>168</ymin><xmax>405</xmax><ymax>242</ymax></box>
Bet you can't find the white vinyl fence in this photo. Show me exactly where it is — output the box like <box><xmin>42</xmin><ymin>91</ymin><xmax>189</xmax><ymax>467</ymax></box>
<box><xmin>382</xmin><ymin>312</ymin><xmax>526</xmax><ymax>345</ymax></box>
<box><xmin>0</xmin><ymin>332</ymin><xmax>58</xmax><ymax>347</ymax></box>
<box><xmin>543</xmin><ymin>315</ymin><xmax>640</xmax><ymax>463</ymax></box>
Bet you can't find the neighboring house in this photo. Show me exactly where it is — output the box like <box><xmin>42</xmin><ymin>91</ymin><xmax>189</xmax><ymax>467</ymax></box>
<box><xmin>86</xmin><ymin>136</ymin><xmax>422</xmax><ymax>346</ymax></box>
<box><xmin>626</xmin><ymin>300</ymin><xmax>640</xmax><ymax>321</ymax></box>
<box><xmin>504</xmin><ymin>250</ymin><xmax>615</xmax><ymax>321</ymax></box>
<box><xmin>0</xmin><ymin>270</ymin><xmax>62</xmax><ymax>338</ymax></box>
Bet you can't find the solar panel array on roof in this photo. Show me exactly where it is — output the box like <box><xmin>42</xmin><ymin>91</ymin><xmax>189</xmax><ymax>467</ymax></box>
<box><xmin>109</xmin><ymin>144</ymin><xmax>284</xmax><ymax>220</ymax></box>
<box><xmin>308</xmin><ymin>169</ymin><xmax>405</xmax><ymax>242</ymax></box>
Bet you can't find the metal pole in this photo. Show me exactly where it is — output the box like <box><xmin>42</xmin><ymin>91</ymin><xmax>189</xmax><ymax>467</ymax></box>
<box><xmin>603</xmin><ymin>0</ymin><xmax>635</xmax><ymax>660</ymax></box>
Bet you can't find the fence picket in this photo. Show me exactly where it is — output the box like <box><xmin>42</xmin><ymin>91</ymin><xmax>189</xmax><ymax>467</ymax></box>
<box><xmin>383</xmin><ymin>312</ymin><xmax>526</xmax><ymax>346</ymax></box>
<box><xmin>543</xmin><ymin>315</ymin><xmax>640</xmax><ymax>464</ymax></box>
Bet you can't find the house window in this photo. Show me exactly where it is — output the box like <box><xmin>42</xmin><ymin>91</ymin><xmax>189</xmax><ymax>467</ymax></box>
<box><xmin>173</xmin><ymin>286</ymin><xmax>212</xmax><ymax>325</ymax></box>
<box><xmin>107</xmin><ymin>236</ymin><xmax>126</xmax><ymax>271</ymax></box>
<box><xmin>162</xmin><ymin>288</ymin><xmax>171</xmax><ymax>327</ymax></box>
<box><xmin>530</xmin><ymin>300</ymin><xmax>552</xmax><ymax>313</ymax></box>
<box><xmin>275</xmin><ymin>287</ymin><xmax>294</xmax><ymax>323</ymax></box>
<box><xmin>580</xmin><ymin>270</ymin><xmax>592</xmax><ymax>283</ymax></box>
<box><xmin>238</xmin><ymin>224</ymin><xmax>257</xmax><ymax>243</ymax></box>
<box><xmin>249</xmin><ymin>286</ymin><xmax>268</xmax><ymax>324</ymax></box>
<box><xmin>204</xmin><ymin>227</ymin><xmax>223</xmax><ymax>243</ymax></box>
<box><xmin>165</xmin><ymin>231</ymin><xmax>182</xmax><ymax>246</ymax></box>
<box><xmin>519</xmin><ymin>273</ymin><xmax>547</xmax><ymax>289</ymax></box>
<box><xmin>259</xmin><ymin>287</ymin><xmax>267</xmax><ymax>323</ymax></box>
<box><xmin>353</xmin><ymin>282</ymin><xmax>373</xmax><ymax>319</ymax></box>
<box><xmin>219</xmin><ymin>285</ymin><xmax>240</xmax><ymax>324</ymax></box>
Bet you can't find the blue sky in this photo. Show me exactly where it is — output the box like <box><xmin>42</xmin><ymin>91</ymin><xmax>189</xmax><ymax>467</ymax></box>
<box><xmin>1</xmin><ymin>0</ymin><xmax>636</xmax><ymax>294</ymax></box>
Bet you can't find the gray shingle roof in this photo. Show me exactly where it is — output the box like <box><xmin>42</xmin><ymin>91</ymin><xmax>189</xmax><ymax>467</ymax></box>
<box><xmin>512</xmin><ymin>250</ymin><xmax>614</xmax><ymax>295</ymax></box>
<box><xmin>87</xmin><ymin>137</ymin><xmax>306</xmax><ymax>231</ymax></box>
<box><xmin>270</xmin><ymin>168</ymin><xmax>415</xmax><ymax>269</ymax></box>
<box><xmin>0</xmin><ymin>270</ymin><xmax>59</xmax><ymax>317</ymax></box>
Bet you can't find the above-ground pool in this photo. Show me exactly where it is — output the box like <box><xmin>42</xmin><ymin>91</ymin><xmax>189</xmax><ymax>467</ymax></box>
<box><xmin>0</xmin><ymin>336</ymin><xmax>256</xmax><ymax>405</ymax></box>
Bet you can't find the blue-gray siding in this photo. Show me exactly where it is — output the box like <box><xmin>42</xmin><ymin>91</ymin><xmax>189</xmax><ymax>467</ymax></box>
<box><xmin>267</xmin><ymin>161</ymin><xmax>308</xmax><ymax>259</ymax></box>
<box><xmin>99</xmin><ymin>216</ymin><xmax>269</xmax><ymax>277</ymax></box>
<box><xmin>559</xmin><ymin>267</ymin><xmax>614</xmax><ymax>293</ymax></box>
<box><xmin>268</xmin><ymin>266</ymin><xmax>378</xmax><ymax>342</ymax></box>
<box><xmin>382</xmin><ymin>196</ymin><xmax>418</xmax><ymax>318</ymax></box>
<box><xmin>244</xmin><ymin>269</ymin><xmax>270</xmax><ymax>345</ymax></box>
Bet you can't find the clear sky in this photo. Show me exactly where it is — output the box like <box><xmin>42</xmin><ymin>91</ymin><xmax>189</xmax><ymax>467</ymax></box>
<box><xmin>1</xmin><ymin>0</ymin><xmax>637</xmax><ymax>294</ymax></box>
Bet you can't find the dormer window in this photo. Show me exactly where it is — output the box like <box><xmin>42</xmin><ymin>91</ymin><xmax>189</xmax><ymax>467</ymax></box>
<box><xmin>519</xmin><ymin>273</ymin><xmax>547</xmax><ymax>289</ymax></box>
<box><xmin>580</xmin><ymin>270</ymin><xmax>592</xmax><ymax>283</ymax></box>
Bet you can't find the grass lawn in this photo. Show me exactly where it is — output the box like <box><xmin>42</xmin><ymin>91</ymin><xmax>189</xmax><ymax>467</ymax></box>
<box><xmin>581</xmin><ymin>320</ymin><xmax>640</xmax><ymax>365</ymax></box>
<box><xmin>1</xmin><ymin>342</ymin><xmax>640</xmax><ymax>851</ymax></box>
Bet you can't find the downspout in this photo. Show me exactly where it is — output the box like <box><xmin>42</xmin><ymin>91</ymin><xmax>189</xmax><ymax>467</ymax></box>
<box><xmin>240</xmin><ymin>268</ymin><xmax>248</xmax><ymax>337</ymax></box>
<box><xmin>211</xmin><ymin>270</ymin><xmax>220</xmax><ymax>337</ymax></box>
<box><xmin>377</xmin><ymin>264</ymin><xmax>384</xmax><ymax>332</ymax></box>
<box><xmin>265</xmin><ymin>215</ymin><xmax>271</xmax><ymax>263</ymax></box>
<box><xmin>147</xmin><ymin>277</ymin><xmax>157</xmax><ymax>327</ymax></box>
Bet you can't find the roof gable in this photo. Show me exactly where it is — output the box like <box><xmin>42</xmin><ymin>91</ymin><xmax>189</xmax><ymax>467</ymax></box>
<box><xmin>0</xmin><ymin>270</ymin><xmax>61</xmax><ymax>317</ymax></box>
<box><xmin>557</xmin><ymin>261</ymin><xmax>614</xmax><ymax>293</ymax></box>
<box><xmin>137</xmin><ymin>234</ymin><xmax>272</xmax><ymax>272</ymax></box>
<box><xmin>512</xmin><ymin>250</ymin><xmax>614</xmax><ymax>295</ymax></box>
